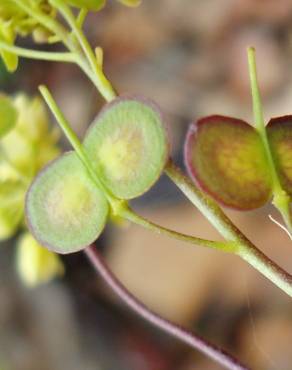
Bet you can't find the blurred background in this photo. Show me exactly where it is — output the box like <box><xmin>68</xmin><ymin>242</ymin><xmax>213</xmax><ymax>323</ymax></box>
<box><xmin>1</xmin><ymin>0</ymin><xmax>292</xmax><ymax>369</ymax></box>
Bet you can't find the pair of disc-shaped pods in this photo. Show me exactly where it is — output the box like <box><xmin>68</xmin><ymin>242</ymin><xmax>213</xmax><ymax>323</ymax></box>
<box><xmin>26</xmin><ymin>97</ymin><xmax>292</xmax><ymax>254</ymax></box>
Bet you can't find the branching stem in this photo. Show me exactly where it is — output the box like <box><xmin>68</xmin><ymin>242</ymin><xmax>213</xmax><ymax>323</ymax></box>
<box><xmin>85</xmin><ymin>245</ymin><xmax>249</xmax><ymax>370</ymax></box>
<box><xmin>50</xmin><ymin>0</ymin><xmax>116</xmax><ymax>101</ymax></box>
<box><xmin>165</xmin><ymin>160</ymin><xmax>292</xmax><ymax>297</ymax></box>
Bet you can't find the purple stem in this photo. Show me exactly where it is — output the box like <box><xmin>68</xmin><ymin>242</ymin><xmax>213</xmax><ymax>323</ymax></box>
<box><xmin>84</xmin><ymin>245</ymin><xmax>250</xmax><ymax>370</ymax></box>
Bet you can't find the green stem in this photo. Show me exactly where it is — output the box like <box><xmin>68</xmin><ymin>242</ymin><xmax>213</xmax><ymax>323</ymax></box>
<box><xmin>247</xmin><ymin>47</ymin><xmax>265</xmax><ymax>131</ymax></box>
<box><xmin>39</xmin><ymin>85</ymin><xmax>88</xmax><ymax>162</ymax></box>
<box><xmin>76</xmin><ymin>8</ymin><xmax>88</xmax><ymax>28</ymax></box>
<box><xmin>165</xmin><ymin>161</ymin><xmax>244</xmax><ymax>242</ymax></box>
<box><xmin>121</xmin><ymin>206</ymin><xmax>237</xmax><ymax>253</ymax></box>
<box><xmin>51</xmin><ymin>0</ymin><xmax>116</xmax><ymax>102</ymax></box>
<box><xmin>38</xmin><ymin>85</ymin><xmax>116</xmax><ymax>205</ymax></box>
<box><xmin>238</xmin><ymin>244</ymin><xmax>292</xmax><ymax>297</ymax></box>
<box><xmin>165</xmin><ymin>159</ymin><xmax>292</xmax><ymax>297</ymax></box>
<box><xmin>247</xmin><ymin>47</ymin><xmax>292</xmax><ymax>231</ymax></box>
<box><xmin>39</xmin><ymin>88</ymin><xmax>236</xmax><ymax>255</ymax></box>
<box><xmin>0</xmin><ymin>41</ymin><xmax>75</xmax><ymax>63</ymax></box>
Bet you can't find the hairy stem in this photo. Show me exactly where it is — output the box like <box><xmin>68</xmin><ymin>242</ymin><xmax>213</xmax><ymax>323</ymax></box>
<box><xmin>165</xmin><ymin>160</ymin><xmax>292</xmax><ymax>297</ymax></box>
<box><xmin>84</xmin><ymin>245</ymin><xmax>249</xmax><ymax>370</ymax></box>
<box><xmin>247</xmin><ymin>47</ymin><xmax>292</xmax><ymax>231</ymax></box>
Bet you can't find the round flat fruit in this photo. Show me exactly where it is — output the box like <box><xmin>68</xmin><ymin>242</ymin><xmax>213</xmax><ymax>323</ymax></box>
<box><xmin>185</xmin><ymin>115</ymin><xmax>272</xmax><ymax>210</ymax></box>
<box><xmin>26</xmin><ymin>151</ymin><xmax>108</xmax><ymax>254</ymax></box>
<box><xmin>267</xmin><ymin>116</ymin><xmax>292</xmax><ymax>197</ymax></box>
<box><xmin>83</xmin><ymin>97</ymin><xmax>168</xmax><ymax>199</ymax></box>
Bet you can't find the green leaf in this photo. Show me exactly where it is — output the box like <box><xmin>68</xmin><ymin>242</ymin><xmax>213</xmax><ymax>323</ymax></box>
<box><xmin>83</xmin><ymin>97</ymin><xmax>168</xmax><ymax>199</ymax></box>
<box><xmin>185</xmin><ymin>115</ymin><xmax>272</xmax><ymax>210</ymax></box>
<box><xmin>66</xmin><ymin>0</ymin><xmax>106</xmax><ymax>10</ymax></box>
<box><xmin>26</xmin><ymin>151</ymin><xmax>109</xmax><ymax>254</ymax></box>
<box><xmin>0</xmin><ymin>94</ymin><xmax>17</xmax><ymax>137</ymax></box>
<box><xmin>267</xmin><ymin>116</ymin><xmax>292</xmax><ymax>197</ymax></box>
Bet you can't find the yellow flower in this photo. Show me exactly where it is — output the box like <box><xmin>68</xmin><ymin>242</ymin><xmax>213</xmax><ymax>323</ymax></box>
<box><xmin>0</xmin><ymin>1</ymin><xmax>56</xmax><ymax>71</ymax></box>
<box><xmin>1</xmin><ymin>94</ymin><xmax>60</xmax><ymax>179</ymax></box>
<box><xmin>16</xmin><ymin>233</ymin><xmax>64</xmax><ymax>287</ymax></box>
<box><xmin>0</xmin><ymin>94</ymin><xmax>60</xmax><ymax>240</ymax></box>
<box><xmin>0</xmin><ymin>93</ymin><xmax>64</xmax><ymax>286</ymax></box>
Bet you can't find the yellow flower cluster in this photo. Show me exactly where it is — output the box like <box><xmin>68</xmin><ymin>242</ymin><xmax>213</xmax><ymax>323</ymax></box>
<box><xmin>0</xmin><ymin>93</ymin><xmax>64</xmax><ymax>286</ymax></box>
<box><xmin>0</xmin><ymin>0</ymin><xmax>141</xmax><ymax>71</ymax></box>
<box><xmin>0</xmin><ymin>1</ymin><xmax>56</xmax><ymax>71</ymax></box>
<box><xmin>17</xmin><ymin>232</ymin><xmax>64</xmax><ymax>287</ymax></box>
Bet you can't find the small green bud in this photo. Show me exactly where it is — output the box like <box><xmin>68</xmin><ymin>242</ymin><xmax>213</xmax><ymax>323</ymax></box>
<box><xmin>16</xmin><ymin>232</ymin><xmax>64</xmax><ymax>287</ymax></box>
<box><xmin>32</xmin><ymin>26</ymin><xmax>52</xmax><ymax>44</ymax></box>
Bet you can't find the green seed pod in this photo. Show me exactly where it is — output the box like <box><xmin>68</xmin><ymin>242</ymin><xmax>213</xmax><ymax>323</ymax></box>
<box><xmin>185</xmin><ymin>115</ymin><xmax>272</xmax><ymax>210</ymax></box>
<box><xmin>267</xmin><ymin>116</ymin><xmax>292</xmax><ymax>197</ymax></box>
<box><xmin>26</xmin><ymin>152</ymin><xmax>109</xmax><ymax>254</ymax></box>
<box><xmin>83</xmin><ymin>97</ymin><xmax>169</xmax><ymax>199</ymax></box>
<box><xmin>66</xmin><ymin>0</ymin><xmax>106</xmax><ymax>10</ymax></box>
